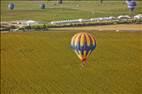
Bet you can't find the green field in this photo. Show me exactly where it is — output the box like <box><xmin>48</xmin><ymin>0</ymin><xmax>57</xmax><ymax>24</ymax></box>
<box><xmin>1</xmin><ymin>31</ymin><xmax>142</xmax><ymax>94</ymax></box>
<box><xmin>1</xmin><ymin>1</ymin><xmax>142</xmax><ymax>21</ymax></box>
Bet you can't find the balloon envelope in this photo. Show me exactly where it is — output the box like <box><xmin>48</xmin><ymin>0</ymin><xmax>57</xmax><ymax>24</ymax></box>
<box><xmin>8</xmin><ymin>3</ymin><xmax>15</xmax><ymax>10</ymax></box>
<box><xmin>40</xmin><ymin>3</ymin><xmax>46</xmax><ymax>9</ymax></box>
<box><xmin>71</xmin><ymin>32</ymin><xmax>96</xmax><ymax>62</ymax></box>
<box><xmin>126</xmin><ymin>0</ymin><xmax>136</xmax><ymax>11</ymax></box>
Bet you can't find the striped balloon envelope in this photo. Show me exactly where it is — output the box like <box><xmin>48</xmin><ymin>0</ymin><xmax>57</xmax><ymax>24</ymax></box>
<box><xmin>126</xmin><ymin>0</ymin><xmax>137</xmax><ymax>11</ymax></box>
<box><xmin>71</xmin><ymin>32</ymin><xmax>96</xmax><ymax>64</ymax></box>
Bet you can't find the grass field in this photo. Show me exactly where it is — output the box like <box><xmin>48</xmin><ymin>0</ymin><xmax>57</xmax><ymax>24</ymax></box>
<box><xmin>1</xmin><ymin>30</ymin><xmax>142</xmax><ymax>94</ymax></box>
<box><xmin>1</xmin><ymin>1</ymin><xmax>142</xmax><ymax>21</ymax></box>
<box><xmin>1</xmin><ymin>0</ymin><xmax>142</xmax><ymax>94</ymax></box>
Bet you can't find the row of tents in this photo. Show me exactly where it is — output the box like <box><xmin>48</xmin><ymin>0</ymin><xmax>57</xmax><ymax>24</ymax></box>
<box><xmin>50</xmin><ymin>14</ymin><xmax>142</xmax><ymax>25</ymax></box>
<box><xmin>2</xmin><ymin>14</ymin><xmax>141</xmax><ymax>28</ymax></box>
<box><xmin>1</xmin><ymin>14</ymin><xmax>141</xmax><ymax>31</ymax></box>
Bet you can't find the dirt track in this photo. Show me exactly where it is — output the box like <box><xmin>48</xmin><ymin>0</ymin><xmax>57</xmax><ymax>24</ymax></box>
<box><xmin>50</xmin><ymin>24</ymin><xmax>142</xmax><ymax>32</ymax></box>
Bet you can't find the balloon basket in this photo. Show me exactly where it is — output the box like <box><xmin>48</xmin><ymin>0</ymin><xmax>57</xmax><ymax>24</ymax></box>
<box><xmin>80</xmin><ymin>60</ymin><xmax>88</xmax><ymax>67</ymax></box>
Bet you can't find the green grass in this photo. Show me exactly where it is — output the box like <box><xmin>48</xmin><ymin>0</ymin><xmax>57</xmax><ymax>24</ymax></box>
<box><xmin>1</xmin><ymin>1</ymin><xmax>142</xmax><ymax>21</ymax></box>
<box><xmin>1</xmin><ymin>31</ymin><xmax>142</xmax><ymax>94</ymax></box>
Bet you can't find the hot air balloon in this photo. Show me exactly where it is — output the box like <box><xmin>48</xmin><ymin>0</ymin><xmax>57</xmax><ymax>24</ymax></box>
<box><xmin>8</xmin><ymin>3</ymin><xmax>15</xmax><ymax>10</ymax></box>
<box><xmin>126</xmin><ymin>0</ymin><xmax>137</xmax><ymax>13</ymax></box>
<box><xmin>40</xmin><ymin>3</ymin><xmax>46</xmax><ymax>9</ymax></box>
<box><xmin>71</xmin><ymin>32</ymin><xmax>96</xmax><ymax>65</ymax></box>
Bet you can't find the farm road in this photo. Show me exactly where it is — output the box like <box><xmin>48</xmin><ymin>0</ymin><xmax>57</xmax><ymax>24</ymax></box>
<box><xmin>49</xmin><ymin>24</ymin><xmax>142</xmax><ymax>32</ymax></box>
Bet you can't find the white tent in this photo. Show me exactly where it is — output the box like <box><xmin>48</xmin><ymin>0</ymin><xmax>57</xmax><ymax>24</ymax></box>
<box><xmin>134</xmin><ymin>14</ymin><xmax>142</xmax><ymax>19</ymax></box>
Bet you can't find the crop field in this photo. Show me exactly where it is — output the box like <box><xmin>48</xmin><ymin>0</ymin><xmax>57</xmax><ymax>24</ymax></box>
<box><xmin>1</xmin><ymin>30</ymin><xmax>142</xmax><ymax>94</ymax></box>
<box><xmin>1</xmin><ymin>1</ymin><xmax>142</xmax><ymax>21</ymax></box>
<box><xmin>1</xmin><ymin>0</ymin><xmax>142</xmax><ymax>94</ymax></box>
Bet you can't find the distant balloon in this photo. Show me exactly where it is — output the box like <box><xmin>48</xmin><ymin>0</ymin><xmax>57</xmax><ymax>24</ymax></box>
<box><xmin>71</xmin><ymin>32</ymin><xmax>96</xmax><ymax>64</ymax></box>
<box><xmin>8</xmin><ymin>3</ymin><xmax>15</xmax><ymax>10</ymax></box>
<box><xmin>40</xmin><ymin>3</ymin><xmax>46</xmax><ymax>9</ymax></box>
<box><xmin>126</xmin><ymin>0</ymin><xmax>137</xmax><ymax>11</ymax></box>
